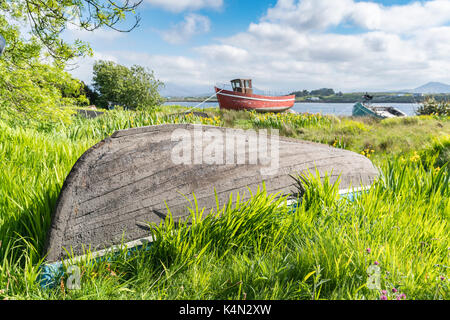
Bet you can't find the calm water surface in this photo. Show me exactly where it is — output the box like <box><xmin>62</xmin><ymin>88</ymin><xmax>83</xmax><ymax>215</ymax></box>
<box><xmin>163</xmin><ymin>102</ymin><xmax>420</xmax><ymax>116</ymax></box>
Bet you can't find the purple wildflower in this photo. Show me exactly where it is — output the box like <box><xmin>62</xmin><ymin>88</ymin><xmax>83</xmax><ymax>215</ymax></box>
<box><xmin>380</xmin><ymin>295</ymin><xmax>388</xmax><ymax>300</ymax></box>
<box><xmin>440</xmin><ymin>276</ymin><xmax>445</xmax><ymax>281</ymax></box>
<box><xmin>392</xmin><ymin>288</ymin><xmax>398</xmax><ymax>293</ymax></box>
<box><xmin>366</xmin><ymin>248</ymin><xmax>371</xmax><ymax>254</ymax></box>
<box><xmin>374</xmin><ymin>261</ymin><xmax>379</xmax><ymax>265</ymax></box>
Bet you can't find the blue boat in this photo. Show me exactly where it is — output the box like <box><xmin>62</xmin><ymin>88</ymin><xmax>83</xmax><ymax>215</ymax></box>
<box><xmin>353</xmin><ymin>102</ymin><xmax>407</xmax><ymax>119</ymax></box>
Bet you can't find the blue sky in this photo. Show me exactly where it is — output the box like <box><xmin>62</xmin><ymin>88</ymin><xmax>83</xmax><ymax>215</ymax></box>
<box><xmin>69</xmin><ymin>0</ymin><xmax>450</xmax><ymax>95</ymax></box>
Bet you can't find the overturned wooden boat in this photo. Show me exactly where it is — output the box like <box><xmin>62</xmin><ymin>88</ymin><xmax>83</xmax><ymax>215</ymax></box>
<box><xmin>215</xmin><ymin>79</ymin><xmax>295</xmax><ymax>113</ymax></box>
<box><xmin>353</xmin><ymin>102</ymin><xmax>407</xmax><ymax>119</ymax></box>
<box><xmin>45</xmin><ymin>124</ymin><xmax>378</xmax><ymax>262</ymax></box>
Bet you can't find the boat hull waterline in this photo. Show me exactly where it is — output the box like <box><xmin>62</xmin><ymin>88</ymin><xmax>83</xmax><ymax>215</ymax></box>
<box><xmin>215</xmin><ymin>87</ymin><xmax>295</xmax><ymax>113</ymax></box>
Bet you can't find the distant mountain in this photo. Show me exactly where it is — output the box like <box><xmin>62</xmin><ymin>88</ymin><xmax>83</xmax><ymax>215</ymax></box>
<box><xmin>411</xmin><ymin>82</ymin><xmax>450</xmax><ymax>94</ymax></box>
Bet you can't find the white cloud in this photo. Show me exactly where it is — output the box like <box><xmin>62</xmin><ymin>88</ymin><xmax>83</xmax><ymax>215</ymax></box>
<box><xmin>263</xmin><ymin>0</ymin><xmax>354</xmax><ymax>31</ymax></box>
<box><xmin>70</xmin><ymin>0</ymin><xmax>450</xmax><ymax>92</ymax></box>
<box><xmin>264</xmin><ymin>0</ymin><xmax>450</xmax><ymax>34</ymax></box>
<box><xmin>93</xmin><ymin>50</ymin><xmax>210</xmax><ymax>87</ymax></box>
<box><xmin>66</xmin><ymin>24</ymin><xmax>126</xmax><ymax>42</ymax></box>
<box><xmin>196</xmin><ymin>44</ymin><xmax>249</xmax><ymax>63</ymax></box>
<box><xmin>145</xmin><ymin>0</ymin><xmax>223</xmax><ymax>12</ymax></box>
<box><xmin>161</xmin><ymin>14</ymin><xmax>211</xmax><ymax>44</ymax></box>
<box><xmin>350</xmin><ymin>0</ymin><xmax>450</xmax><ymax>33</ymax></box>
<box><xmin>189</xmin><ymin>0</ymin><xmax>450</xmax><ymax>91</ymax></box>
<box><xmin>69</xmin><ymin>51</ymin><xmax>119</xmax><ymax>84</ymax></box>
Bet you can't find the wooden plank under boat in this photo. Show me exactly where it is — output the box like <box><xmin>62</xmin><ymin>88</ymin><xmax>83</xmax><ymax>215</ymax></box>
<box><xmin>215</xmin><ymin>79</ymin><xmax>295</xmax><ymax>113</ymax></box>
<box><xmin>353</xmin><ymin>102</ymin><xmax>407</xmax><ymax>119</ymax></box>
<box><xmin>44</xmin><ymin>124</ymin><xmax>378</xmax><ymax>262</ymax></box>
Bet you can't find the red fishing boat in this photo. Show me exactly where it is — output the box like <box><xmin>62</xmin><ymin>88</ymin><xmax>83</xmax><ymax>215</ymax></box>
<box><xmin>215</xmin><ymin>79</ymin><xmax>295</xmax><ymax>113</ymax></box>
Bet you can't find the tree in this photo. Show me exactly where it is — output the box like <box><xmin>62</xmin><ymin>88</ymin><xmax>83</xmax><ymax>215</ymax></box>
<box><xmin>310</xmin><ymin>88</ymin><xmax>335</xmax><ymax>96</ymax></box>
<box><xmin>416</xmin><ymin>97</ymin><xmax>449</xmax><ymax>116</ymax></box>
<box><xmin>0</xmin><ymin>16</ymin><xmax>88</xmax><ymax>125</ymax></box>
<box><xmin>1</xmin><ymin>0</ymin><xmax>142</xmax><ymax>64</ymax></box>
<box><xmin>291</xmin><ymin>89</ymin><xmax>309</xmax><ymax>97</ymax></box>
<box><xmin>0</xmin><ymin>0</ymin><xmax>142</xmax><ymax>124</ymax></box>
<box><xmin>81</xmin><ymin>82</ymin><xmax>100</xmax><ymax>106</ymax></box>
<box><xmin>0</xmin><ymin>60</ymin><xmax>89</xmax><ymax>125</ymax></box>
<box><xmin>92</xmin><ymin>60</ymin><xmax>164</xmax><ymax>110</ymax></box>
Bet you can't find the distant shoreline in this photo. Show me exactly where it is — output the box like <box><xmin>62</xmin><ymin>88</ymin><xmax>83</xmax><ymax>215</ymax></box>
<box><xmin>164</xmin><ymin>100</ymin><xmax>422</xmax><ymax>104</ymax></box>
<box><xmin>165</xmin><ymin>94</ymin><xmax>449</xmax><ymax>104</ymax></box>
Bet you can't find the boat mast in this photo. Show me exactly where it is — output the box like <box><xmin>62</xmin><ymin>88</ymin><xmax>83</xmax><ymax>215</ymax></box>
<box><xmin>363</xmin><ymin>92</ymin><xmax>373</xmax><ymax>106</ymax></box>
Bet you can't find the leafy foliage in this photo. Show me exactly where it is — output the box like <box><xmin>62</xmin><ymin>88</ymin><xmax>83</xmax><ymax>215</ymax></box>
<box><xmin>310</xmin><ymin>88</ymin><xmax>335</xmax><ymax>96</ymax></box>
<box><xmin>0</xmin><ymin>0</ymin><xmax>144</xmax><ymax>125</ymax></box>
<box><xmin>416</xmin><ymin>98</ymin><xmax>450</xmax><ymax>116</ymax></box>
<box><xmin>0</xmin><ymin>0</ymin><xmax>141</xmax><ymax>64</ymax></box>
<box><xmin>92</xmin><ymin>60</ymin><xmax>164</xmax><ymax>110</ymax></box>
<box><xmin>0</xmin><ymin>58</ymin><xmax>89</xmax><ymax>126</ymax></box>
<box><xmin>0</xmin><ymin>4</ymin><xmax>93</xmax><ymax>125</ymax></box>
<box><xmin>291</xmin><ymin>88</ymin><xmax>335</xmax><ymax>97</ymax></box>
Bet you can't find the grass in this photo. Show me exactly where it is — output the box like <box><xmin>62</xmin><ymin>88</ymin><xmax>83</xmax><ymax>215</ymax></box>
<box><xmin>0</xmin><ymin>107</ymin><xmax>449</xmax><ymax>300</ymax></box>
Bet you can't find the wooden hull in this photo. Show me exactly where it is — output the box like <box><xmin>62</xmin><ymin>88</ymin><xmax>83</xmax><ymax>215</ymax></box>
<box><xmin>45</xmin><ymin>124</ymin><xmax>379</xmax><ymax>262</ymax></box>
<box><xmin>215</xmin><ymin>87</ymin><xmax>295</xmax><ymax>113</ymax></box>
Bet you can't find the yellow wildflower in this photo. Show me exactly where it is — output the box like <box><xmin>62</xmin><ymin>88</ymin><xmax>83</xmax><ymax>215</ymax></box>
<box><xmin>410</xmin><ymin>151</ymin><xmax>420</xmax><ymax>162</ymax></box>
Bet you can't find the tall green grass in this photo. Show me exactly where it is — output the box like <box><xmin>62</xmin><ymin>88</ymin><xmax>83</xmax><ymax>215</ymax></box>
<box><xmin>0</xmin><ymin>110</ymin><xmax>448</xmax><ymax>300</ymax></box>
<box><xmin>250</xmin><ymin>112</ymin><xmax>332</xmax><ymax>130</ymax></box>
<box><xmin>0</xmin><ymin>109</ymin><xmax>222</xmax><ymax>261</ymax></box>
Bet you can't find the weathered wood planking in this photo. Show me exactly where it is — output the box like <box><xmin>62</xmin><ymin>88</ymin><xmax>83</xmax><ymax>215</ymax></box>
<box><xmin>45</xmin><ymin>124</ymin><xmax>378</xmax><ymax>262</ymax></box>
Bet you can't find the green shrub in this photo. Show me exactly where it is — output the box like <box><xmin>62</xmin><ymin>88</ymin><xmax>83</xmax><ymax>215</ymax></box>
<box><xmin>416</xmin><ymin>98</ymin><xmax>450</xmax><ymax>116</ymax></box>
<box><xmin>92</xmin><ymin>60</ymin><xmax>164</xmax><ymax>110</ymax></box>
<box><xmin>422</xmin><ymin>135</ymin><xmax>450</xmax><ymax>168</ymax></box>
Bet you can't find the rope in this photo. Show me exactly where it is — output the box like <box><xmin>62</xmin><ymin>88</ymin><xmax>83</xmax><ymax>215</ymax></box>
<box><xmin>184</xmin><ymin>88</ymin><xmax>224</xmax><ymax>114</ymax></box>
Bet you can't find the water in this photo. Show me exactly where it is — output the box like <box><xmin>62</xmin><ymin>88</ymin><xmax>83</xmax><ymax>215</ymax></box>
<box><xmin>163</xmin><ymin>101</ymin><xmax>420</xmax><ymax>116</ymax></box>
<box><xmin>292</xmin><ymin>103</ymin><xmax>419</xmax><ymax>116</ymax></box>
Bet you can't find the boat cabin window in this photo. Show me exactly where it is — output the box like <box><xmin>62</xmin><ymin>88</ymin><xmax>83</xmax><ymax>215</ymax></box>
<box><xmin>231</xmin><ymin>79</ymin><xmax>253</xmax><ymax>94</ymax></box>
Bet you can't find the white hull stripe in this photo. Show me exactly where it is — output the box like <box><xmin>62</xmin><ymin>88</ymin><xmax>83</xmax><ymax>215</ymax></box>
<box><xmin>338</xmin><ymin>186</ymin><xmax>371</xmax><ymax>195</ymax></box>
<box><xmin>253</xmin><ymin>106</ymin><xmax>292</xmax><ymax>111</ymax></box>
<box><xmin>217</xmin><ymin>91</ymin><xmax>295</xmax><ymax>102</ymax></box>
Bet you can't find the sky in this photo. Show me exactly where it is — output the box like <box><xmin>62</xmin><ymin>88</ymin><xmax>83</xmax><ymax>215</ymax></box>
<box><xmin>66</xmin><ymin>0</ymin><xmax>450</xmax><ymax>94</ymax></box>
